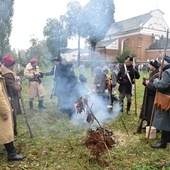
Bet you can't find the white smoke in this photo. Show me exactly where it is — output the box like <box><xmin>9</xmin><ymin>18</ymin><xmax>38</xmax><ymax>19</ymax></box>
<box><xmin>70</xmin><ymin>93</ymin><xmax>122</xmax><ymax>127</ymax></box>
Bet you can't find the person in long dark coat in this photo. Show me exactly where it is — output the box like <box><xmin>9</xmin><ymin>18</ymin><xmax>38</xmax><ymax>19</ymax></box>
<box><xmin>145</xmin><ymin>57</ymin><xmax>170</xmax><ymax>148</ymax></box>
<box><xmin>1</xmin><ymin>54</ymin><xmax>22</xmax><ymax>136</ymax></box>
<box><xmin>139</xmin><ymin>60</ymin><xmax>160</xmax><ymax>128</ymax></box>
<box><xmin>117</xmin><ymin>56</ymin><xmax>140</xmax><ymax>114</ymax></box>
<box><xmin>45</xmin><ymin>56</ymin><xmax>67</xmax><ymax>112</ymax></box>
<box><xmin>63</xmin><ymin>63</ymin><xmax>78</xmax><ymax>117</ymax></box>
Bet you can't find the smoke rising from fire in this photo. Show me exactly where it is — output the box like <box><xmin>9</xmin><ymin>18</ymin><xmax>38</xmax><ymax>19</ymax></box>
<box><xmin>70</xmin><ymin>93</ymin><xmax>122</xmax><ymax>127</ymax></box>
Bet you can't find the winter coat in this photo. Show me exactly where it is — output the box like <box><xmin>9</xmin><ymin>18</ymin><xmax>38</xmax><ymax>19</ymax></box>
<box><xmin>0</xmin><ymin>65</ymin><xmax>22</xmax><ymax>116</ymax></box>
<box><xmin>46</xmin><ymin>63</ymin><xmax>67</xmax><ymax>96</ymax></box>
<box><xmin>24</xmin><ymin>63</ymin><xmax>46</xmax><ymax>99</ymax></box>
<box><xmin>65</xmin><ymin>68</ymin><xmax>78</xmax><ymax>94</ymax></box>
<box><xmin>62</xmin><ymin>67</ymin><xmax>78</xmax><ymax>110</ymax></box>
<box><xmin>117</xmin><ymin>64</ymin><xmax>140</xmax><ymax>94</ymax></box>
<box><xmin>139</xmin><ymin>69</ymin><xmax>160</xmax><ymax>122</ymax></box>
<box><xmin>0</xmin><ymin>74</ymin><xmax>14</xmax><ymax>144</ymax></box>
<box><xmin>149</xmin><ymin>65</ymin><xmax>170</xmax><ymax>131</ymax></box>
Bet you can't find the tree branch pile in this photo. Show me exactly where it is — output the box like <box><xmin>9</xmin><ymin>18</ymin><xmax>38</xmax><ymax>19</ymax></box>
<box><xmin>75</xmin><ymin>96</ymin><xmax>116</xmax><ymax>167</ymax></box>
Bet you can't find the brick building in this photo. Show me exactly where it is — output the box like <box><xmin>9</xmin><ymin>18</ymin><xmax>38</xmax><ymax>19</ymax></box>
<box><xmin>96</xmin><ymin>9</ymin><xmax>170</xmax><ymax>62</ymax></box>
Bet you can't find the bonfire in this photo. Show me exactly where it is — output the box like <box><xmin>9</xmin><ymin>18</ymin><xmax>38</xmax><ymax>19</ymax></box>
<box><xmin>75</xmin><ymin>96</ymin><xmax>116</xmax><ymax>167</ymax></box>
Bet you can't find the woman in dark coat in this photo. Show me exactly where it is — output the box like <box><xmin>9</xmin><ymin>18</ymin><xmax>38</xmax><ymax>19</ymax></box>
<box><xmin>139</xmin><ymin>60</ymin><xmax>160</xmax><ymax>128</ymax></box>
<box><xmin>145</xmin><ymin>58</ymin><xmax>170</xmax><ymax>148</ymax></box>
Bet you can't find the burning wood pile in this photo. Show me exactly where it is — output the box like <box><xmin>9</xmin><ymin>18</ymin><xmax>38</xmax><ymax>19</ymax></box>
<box><xmin>75</xmin><ymin>96</ymin><xmax>116</xmax><ymax>166</ymax></box>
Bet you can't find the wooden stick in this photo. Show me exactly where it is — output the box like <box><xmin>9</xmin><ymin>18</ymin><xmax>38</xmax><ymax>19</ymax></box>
<box><xmin>20</xmin><ymin>93</ymin><xmax>34</xmax><ymax>138</ymax></box>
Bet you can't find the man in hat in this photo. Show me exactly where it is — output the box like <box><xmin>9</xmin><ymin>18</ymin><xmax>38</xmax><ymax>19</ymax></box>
<box><xmin>145</xmin><ymin>57</ymin><xmax>170</xmax><ymax>148</ymax></box>
<box><xmin>0</xmin><ymin>71</ymin><xmax>26</xmax><ymax>161</ymax></box>
<box><xmin>0</xmin><ymin>54</ymin><xmax>22</xmax><ymax>136</ymax></box>
<box><xmin>139</xmin><ymin>60</ymin><xmax>160</xmax><ymax>130</ymax></box>
<box><xmin>24</xmin><ymin>58</ymin><xmax>46</xmax><ymax>110</ymax></box>
<box><xmin>117</xmin><ymin>56</ymin><xmax>140</xmax><ymax>114</ymax></box>
<box><xmin>45</xmin><ymin>56</ymin><xmax>67</xmax><ymax>112</ymax></box>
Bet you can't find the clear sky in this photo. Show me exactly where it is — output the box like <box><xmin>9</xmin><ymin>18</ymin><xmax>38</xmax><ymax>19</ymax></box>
<box><xmin>10</xmin><ymin>0</ymin><xmax>170</xmax><ymax>50</ymax></box>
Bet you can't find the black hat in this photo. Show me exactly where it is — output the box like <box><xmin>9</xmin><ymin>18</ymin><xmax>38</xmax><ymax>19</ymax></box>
<box><xmin>79</xmin><ymin>74</ymin><xmax>87</xmax><ymax>83</ymax></box>
<box><xmin>150</xmin><ymin>60</ymin><xmax>159</xmax><ymax>69</ymax></box>
<box><xmin>53</xmin><ymin>56</ymin><xmax>62</xmax><ymax>62</ymax></box>
<box><xmin>126</xmin><ymin>56</ymin><xmax>133</xmax><ymax>62</ymax></box>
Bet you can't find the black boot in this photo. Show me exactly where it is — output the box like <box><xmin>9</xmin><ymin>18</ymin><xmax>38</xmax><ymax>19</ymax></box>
<box><xmin>151</xmin><ymin>130</ymin><xmax>168</xmax><ymax>149</ymax></box>
<box><xmin>4</xmin><ymin>142</ymin><xmax>26</xmax><ymax>161</ymax></box>
<box><xmin>126</xmin><ymin>102</ymin><xmax>131</xmax><ymax>115</ymax></box>
<box><xmin>38</xmin><ymin>100</ymin><xmax>46</xmax><ymax>109</ymax></box>
<box><xmin>29</xmin><ymin>101</ymin><xmax>33</xmax><ymax>110</ymax></box>
<box><xmin>120</xmin><ymin>100</ymin><xmax>124</xmax><ymax>112</ymax></box>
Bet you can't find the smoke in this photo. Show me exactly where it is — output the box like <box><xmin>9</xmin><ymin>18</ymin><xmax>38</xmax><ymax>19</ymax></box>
<box><xmin>70</xmin><ymin>93</ymin><xmax>122</xmax><ymax>127</ymax></box>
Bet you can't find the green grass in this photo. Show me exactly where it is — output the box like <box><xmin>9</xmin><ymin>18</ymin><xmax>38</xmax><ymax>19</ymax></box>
<box><xmin>0</xmin><ymin>69</ymin><xmax>170</xmax><ymax>170</ymax></box>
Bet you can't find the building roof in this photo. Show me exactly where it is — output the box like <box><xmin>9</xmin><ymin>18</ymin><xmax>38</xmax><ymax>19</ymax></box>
<box><xmin>96</xmin><ymin>39</ymin><xmax>117</xmax><ymax>48</ymax></box>
<box><xmin>148</xmin><ymin>38</ymin><xmax>170</xmax><ymax>50</ymax></box>
<box><xmin>106</xmin><ymin>9</ymin><xmax>164</xmax><ymax>36</ymax></box>
<box><xmin>62</xmin><ymin>48</ymin><xmax>89</xmax><ymax>54</ymax></box>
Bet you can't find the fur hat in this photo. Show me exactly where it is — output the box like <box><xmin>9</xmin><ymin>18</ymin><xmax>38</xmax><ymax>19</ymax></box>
<box><xmin>126</xmin><ymin>56</ymin><xmax>133</xmax><ymax>62</ymax></box>
<box><xmin>53</xmin><ymin>57</ymin><xmax>62</xmax><ymax>62</ymax></box>
<box><xmin>30</xmin><ymin>58</ymin><xmax>37</xmax><ymax>64</ymax></box>
<box><xmin>2</xmin><ymin>54</ymin><xmax>15</xmax><ymax>66</ymax></box>
<box><xmin>150</xmin><ymin>60</ymin><xmax>160</xmax><ymax>69</ymax></box>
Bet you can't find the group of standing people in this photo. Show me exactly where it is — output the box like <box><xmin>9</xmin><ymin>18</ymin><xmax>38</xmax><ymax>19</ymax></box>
<box><xmin>1</xmin><ymin>51</ymin><xmax>170</xmax><ymax>165</ymax></box>
<box><xmin>91</xmin><ymin>56</ymin><xmax>140</xmax><ymax>114</ymax></box>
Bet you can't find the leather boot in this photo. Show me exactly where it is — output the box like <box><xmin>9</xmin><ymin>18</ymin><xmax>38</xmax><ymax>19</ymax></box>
<box><xmin>120</xmin><ymin>100</ymin><xmax>124</xmax><ymax>112</ymax></box>
<box><xmin>151</xmin><ymin>130</ymin><xmax>168</xmax><ymax>149</ymax></box>
<box><xmin>29</xmin><ymin>101</ymin><xmax>33</xmax><ymax>110</ymax></box>
<box><xmin>126</xmin><ymin>102</ymin><xmax>131</xmax><ymax>115</ymax></box>
<box><xmin>38</xmin><ymin>100</ymin><xmax>46</xmax><ymax>109</ymax></box>
<box><xmin>4</xmin><ymin>142</ymin><xmax>26</xmax><ymax>161</ymax></box>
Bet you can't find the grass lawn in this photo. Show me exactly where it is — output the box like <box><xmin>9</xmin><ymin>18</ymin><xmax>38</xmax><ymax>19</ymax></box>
<box><xmin>0</xmin><ymin>68</ymin><xmax>170</xmax><ymax>170</ymax></box>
